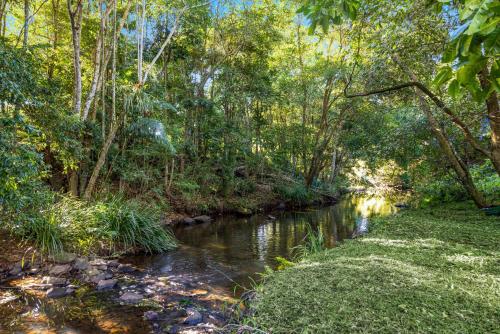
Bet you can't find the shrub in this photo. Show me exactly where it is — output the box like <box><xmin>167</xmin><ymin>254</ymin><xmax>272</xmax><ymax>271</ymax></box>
<box><xmin>273</xmin><ymin>182</ymin><xmax>312</xmax><ymax>204</ymax></box>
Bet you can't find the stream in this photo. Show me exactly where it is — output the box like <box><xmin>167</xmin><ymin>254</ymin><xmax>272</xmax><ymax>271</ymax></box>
<box><xmin>0</xmin><ymin>195</ymin><xmax>397</xmax><ymax>333</ymax></box>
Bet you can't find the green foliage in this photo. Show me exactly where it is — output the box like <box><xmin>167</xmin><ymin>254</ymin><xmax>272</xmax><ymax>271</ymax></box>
<box><xmin>273</xmin><ymin>182</ymin><xmax>312</xmax><ymax>204</ymax></box>
<box><xmin>298</xmin><ymin>0</ymin><xmax>359</xmax><ymax>33</ymax></box>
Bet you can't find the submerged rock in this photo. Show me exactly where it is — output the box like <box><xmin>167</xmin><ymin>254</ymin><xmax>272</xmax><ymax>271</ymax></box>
<box><xmin>49</xmin><ymin>264</ymin><xmax>71</xmax><ymax>276</ymax></box>
<box><xmin>183</xmin><ymin>308</ymin><xmax>203</xmax><ymax>326</ymax></box>
<box><xmin>46</xmin><ymin>287</ymin><xmax>72</xmax><ymax>298</ymax></box>
<box><xmin>193</xmin><ymin>215</ymin><xmax>212</xmax><ymax>224</ymax></box>
<box><xmin>117</xmin><ymin>263</ymin><xmax>135</xmax><ymax>273</ymax></box>
<box><xmin>119</xmin><ymin>292</ymin><xmax>143</xmax><ymax>304</ymax></box>
<box><xmin>97</xmin><ymin>279</ymin><xmax>117</xmax><ymax>290</ymax></box>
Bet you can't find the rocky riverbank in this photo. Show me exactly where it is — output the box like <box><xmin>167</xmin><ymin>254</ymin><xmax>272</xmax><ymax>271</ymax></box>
<box><xmin>0</xmin><ymin>250</ymin><xmax>236</xmax><ymax>333</ymax></box>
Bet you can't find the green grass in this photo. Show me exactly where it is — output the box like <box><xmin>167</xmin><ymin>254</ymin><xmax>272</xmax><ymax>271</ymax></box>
<box><xmin>248</xmin><ymin>202</ymin><xmax>500</xmax><ymax>333</ymax></box>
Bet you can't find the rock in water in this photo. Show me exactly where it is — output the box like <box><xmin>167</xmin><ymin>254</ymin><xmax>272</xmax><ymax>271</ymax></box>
<box><xmin>97</xmin><ymin>279</ymin><xmax>117</xmax><ymax>290</ymax></box>
<box><xmin>119</xmin><ymin>292</ymin><xmax>143</xmax><ymax>304</ymax></box>
<box><xmin>183</xmin><ymin>308</ymin><xmax>203</xmax><ymax>325</ymax></box>
<box><xmin>117</xmin><ymin>263</ymin><xmax>135</xmax><ymax>273</ymax></box>
<box><xmin>193</xmin><ymin>215</ymin><xmax>212</xmax><ymax>224</ymax></box>
<box><xmin>46</xmin><ymin>287</ymin><xmax>71</xmax><ymax>298</ymax></box>
<box><xmin>143</xmin><ymin>311</ymin><xmax>159</xmax><ymax>321</ymax></box>
<box><xmin>49</xmin><ymin>264</ymin><xmax>71</xmax><ymax>276</ymax></box>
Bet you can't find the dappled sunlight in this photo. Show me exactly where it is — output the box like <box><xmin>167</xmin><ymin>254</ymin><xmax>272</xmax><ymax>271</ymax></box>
<box><xmin>360</xmin><ymin>237</ymin><xmax>446</xmax><ymax>249</ymax></box>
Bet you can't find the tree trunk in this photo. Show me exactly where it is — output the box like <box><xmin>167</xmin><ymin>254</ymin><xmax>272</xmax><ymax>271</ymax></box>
<box><xmin>393</xmin><ymin>55</ymin><xmax>488</xmax><ymax>208</ymax></box>
<box><xmin>83</xmin><ymin>121</ymin><xmax>120</xmax><ymax>199</ymax></box>
<box><xmin>82</xmin><ymin>0</ymin><xmax>110</xmax><ymax>121</ymax></box>
<box><xmin>67</xmin><ymin>0</ymin><xmax>83</xmax><ymax>116</ymax></box>
<box><xmin>23</xmin><ymin>0</ymin><xmax>29</xmax><ymax>48</ymax></box>
<box><xmin>479</xmin><ymin>68</ymin><xmax>500</xmax><ymax>175</ymax></box>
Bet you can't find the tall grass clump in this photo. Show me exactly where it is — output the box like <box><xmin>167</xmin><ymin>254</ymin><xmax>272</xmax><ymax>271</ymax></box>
<box><xmin>53</xmin><ymin>196</ymin><xmax>177</xmax><ymax>254</ymax></box>
<box><xmin>293</xmin><ymin>223</ymin><xmax>325</xmax><ymax>259</ymax></box>
<box><xmin>96</xmin><ymin>199</ymin><xmax>177</xmax><ymax>253</ymax></box>
<box><xmin>20</xmin><ymin>214</ymin><xmax>63</xmax><ymax>254</ymax></box>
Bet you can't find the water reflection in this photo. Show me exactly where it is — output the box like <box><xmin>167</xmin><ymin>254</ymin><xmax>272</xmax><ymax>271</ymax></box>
<box><xmin>133</xmin><ymin>195</ymin><xmax>397</xmax><ymax>291</ymax></box>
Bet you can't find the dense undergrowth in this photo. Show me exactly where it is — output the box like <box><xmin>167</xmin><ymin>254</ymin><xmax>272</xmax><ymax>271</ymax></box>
<box><xmin>247</xmin><ymin>203</ymin><xmax>500</xmax><ymax>333</ymax></box>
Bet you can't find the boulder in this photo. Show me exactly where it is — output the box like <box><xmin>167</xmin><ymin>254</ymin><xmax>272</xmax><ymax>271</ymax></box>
<box><xmin>183</xmin><ymin>308</ymin><xmax>203</xmax><ymax>326</ymax></box>
<box><xmin>52</xmin><ymin>252</ymin><xmax>77</xmax><ymax>264</ymax></box>
<box><xmin>49</xmin><ymin>264</ymin><xmax>71</xmax><ymax>276</ymax></box>
<box><xmin>42</xmin><ymin>276</ymin><xmax>67</xmax><ymax>286</ymax></box>
<box><xmin>193</xmin><ymin>215</ymin><xmax>212</xmax><ymax>224</ymax></box>
<box><xmin>119</xmin><ymin>292</ymin><xmax>144</xmax><ymax>304</ymax></box>
<box><xmin>46</xmin><ymin>287</ymin><xmax>72</xmax><ymax>298</ymax></box>
<box><xmin>73</xmin><ymin>258</ymin><xmax>89</xmax><ymax>271</ymax></box>
<box><xmin>97</xmin><ymin>279</ymin><xmax>117</xmax><ymax>290</ymax></box>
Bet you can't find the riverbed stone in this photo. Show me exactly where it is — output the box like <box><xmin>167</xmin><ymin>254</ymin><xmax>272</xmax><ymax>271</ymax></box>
<box><xmin>9</xmin><ymin>263</ymin><xmax>23</xmax><ymax>276</ymax></box>
<box><xmin>89</xmin><ymin>259</ymin><xmax>107</xmax><ymax>266</ymax></box>
<box><xmin>119</xmin><ymin>292</ymin><xmax>144</xmax><ymax>304</ymax></box>
<box><xmin>97</xmin><ymin>279</ymin><xmax>117</xmax><ymax>290</ymax></box>
<box><xmin>42</xmin><ymin>276</ymin><xmax>67</xmax><ymax>286</ymax></box>
<box><xmin>46</xmin><ymin>287</ymin><xmax>70</xmax><ymax>298</ymax></box>
<box><xmin>193</xmin><ymin>215</ymin><xmax>212</xmax><ymax>224</ymax></box>
<box><xmin>74</xmin><ymin>258</ymin><xmax>89</xmax><ymax>271</ymax></box>
<box><xmin>49</xmin><ymin>264</ymin><xmax>71</xmax><ymax>276</ymax></box>
<box><xmin>183</xmin><ymin>308</ymin><xmax>203</xmax><ymax>325</ymax></box>
<box><xmin>143</xmin><ymin>310</ymin><xmax>159</xmax><ymax>321</ymax></box>
<box><xmin>90</xmin><ymin>273</ymin><xmax>107</xmax><ymax>284</ymax></box>
<box><xmin>117</xmin><ymin>263</ymin><xmax>135</xmax><ymax>273</ymax></box>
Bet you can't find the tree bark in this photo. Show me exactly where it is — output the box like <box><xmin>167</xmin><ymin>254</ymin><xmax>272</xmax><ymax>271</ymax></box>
<box><xmin>82</xmin><ymin>0</ymin><xmax>112</xmax><ymax>121</ymax></box>
<box><xmin>478</xmin><ymin>67</ymin><xmax>500</xmax><ymax>175</ymax></box>
<box><xmin>67</xmin><ymin>0</ymin><xmax>83</xmax><ymax>116</ymax></box>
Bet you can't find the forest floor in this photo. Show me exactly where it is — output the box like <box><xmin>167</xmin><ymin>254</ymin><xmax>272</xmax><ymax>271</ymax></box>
<box><xmin>248</xmin><ymin>202</ymin><xmax>500</xmax><ymax>333</ymax></box>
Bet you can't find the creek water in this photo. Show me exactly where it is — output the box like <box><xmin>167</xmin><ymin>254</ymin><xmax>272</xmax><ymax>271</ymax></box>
<box><xmin>0</xmin><ymin>195</ymin><xmax>397</xmax><ymax>333</ymax></box>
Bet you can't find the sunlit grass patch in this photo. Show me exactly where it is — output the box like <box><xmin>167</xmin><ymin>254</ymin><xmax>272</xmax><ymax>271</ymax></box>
<box><xmin>248</xmin><ymin>203</ymin><xmax>500</xmax><ymax>333</ymax></box>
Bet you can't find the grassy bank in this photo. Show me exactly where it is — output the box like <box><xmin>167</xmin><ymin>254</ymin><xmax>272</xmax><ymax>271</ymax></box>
<box><xmin>248</xmin><ymin>203</ymin><xmax>500</xmax><ymax>333</ymax></box>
